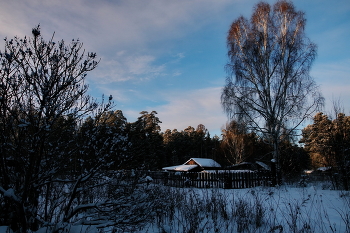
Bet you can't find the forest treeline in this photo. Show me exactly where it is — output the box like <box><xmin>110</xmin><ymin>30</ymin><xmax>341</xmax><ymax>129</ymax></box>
<box><xmin>3</xmin><ymin>103</ymin><xmax>349</xmax><ymax>179</ymax></box>
<box><xmin>29</xmin><ymin>108</ymin><xmax>312</xmax><ymax>177</ymax></box>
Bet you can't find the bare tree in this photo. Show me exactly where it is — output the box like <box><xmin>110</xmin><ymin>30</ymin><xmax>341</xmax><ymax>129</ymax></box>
<box><xmin>221</xmin><ymin>121</ymin><xmax>258</xmax><ymax>165</ymax></box>
<box><xmin>221</xmin><ymin>1</ymin><xmax>324</xmax><ymax>180</ymax></box>
<box><xmin>0</xmin><ymin>25</ymin><xmax>112</xmax><ymax>232</ymax></box>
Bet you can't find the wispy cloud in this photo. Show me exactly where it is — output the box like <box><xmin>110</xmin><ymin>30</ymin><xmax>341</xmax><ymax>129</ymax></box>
<box><xmin>94</xmin><ymin>53</ymin><xmax>166</xmax><ymax>84</ymax></box>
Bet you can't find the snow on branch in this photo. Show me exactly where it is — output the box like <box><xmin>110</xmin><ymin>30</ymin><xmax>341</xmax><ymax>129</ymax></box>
<box><xmin>0</xmin><ymin>187</ymin><xmax>21</xmax><ymax>203</ymax></box>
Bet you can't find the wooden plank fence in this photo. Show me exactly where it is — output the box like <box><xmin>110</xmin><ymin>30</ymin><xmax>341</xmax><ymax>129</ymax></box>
<box><xmin>146</xmin><ymin>171</ymin><xmax>273</xmax><ymax>189</ymax></box>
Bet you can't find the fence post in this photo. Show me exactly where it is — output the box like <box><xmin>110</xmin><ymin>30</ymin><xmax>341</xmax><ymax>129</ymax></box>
<box><xmin>271</xmin><ymin>159</ymin><xmax>277</xmax><ymax>186</ymax></box>
<box><xmin>224</xmin><ymin>172</ymin><xmax>232</xmax><ymax>189</ymax></box>
<box><xmin>232</xmin><ymin>173</ymin><xmax>236</xmax><ymax>189</ymax></box>
<box><xmin>237</xmin><ymin>173</ymin><xmax>242</xmax><ymax>188</ymax></box>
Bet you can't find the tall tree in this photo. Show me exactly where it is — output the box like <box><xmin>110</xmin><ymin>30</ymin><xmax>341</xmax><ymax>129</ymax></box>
<box><xmin>128</xmin><ymin>111</ymin><xmax>163</xmax><ymax>169</ymax></box>
<box><xmin>221</xmin><ymin>1</ymin><xmax>323</xmax><ymax>180</ymax></box>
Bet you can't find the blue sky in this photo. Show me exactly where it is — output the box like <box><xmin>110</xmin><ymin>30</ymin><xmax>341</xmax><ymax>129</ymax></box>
<box><xmin>0</xmin><ymin>0</ymin><xmax>349</xmax><ymax>137</ymax></box>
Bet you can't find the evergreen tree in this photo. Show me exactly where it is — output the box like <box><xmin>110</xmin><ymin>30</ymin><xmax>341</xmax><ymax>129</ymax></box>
<box><xmin>279</xmin><ymin>140</ymin><xmax>310</xmax><ymax>180</ymax></box>
<box><xmin>301</xmin><ymin>112</ymin><xmax>350</xmax><ymax>190</ymax></box>
<box><xmin>128</xmin><ymin>111</ymin><xmax>163</xmax><ymax>170</ymax></box>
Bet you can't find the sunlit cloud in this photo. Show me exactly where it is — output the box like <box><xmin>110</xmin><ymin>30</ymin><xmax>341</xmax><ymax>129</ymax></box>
<box><xmin>156</xmin><ymin>87</ymin><xmax>227</xmax><ymax>136</ymax></box>
<box><xmin>109</xmin><ymin>87</ymin><xmax>227</xmax><ymax>136</ymax></box>
<box><xmin>102</xmin><ymin>86</ymin><xmax>227</xmax><ymax>136</ymax></box>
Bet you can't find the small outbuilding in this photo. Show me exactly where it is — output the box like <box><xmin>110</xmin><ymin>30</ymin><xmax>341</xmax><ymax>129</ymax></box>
<box><xmin>162</xmin><ymin>158</ymin><xmax>221</xmax><ymax>172</ymax></box>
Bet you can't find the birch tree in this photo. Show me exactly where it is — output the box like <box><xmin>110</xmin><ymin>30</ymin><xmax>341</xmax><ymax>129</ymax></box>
<box><xmin>221</xmin><ymin>121</ymin><xmax>258</xmax><ymax>165</ymax></box>
<box><xmin>221</xmin><ymin>1</ymin><xmax>323</xmax><ymax>180</ymax></box>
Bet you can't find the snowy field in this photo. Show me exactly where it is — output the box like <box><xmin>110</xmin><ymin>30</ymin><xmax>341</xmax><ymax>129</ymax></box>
<box><xmin>142</xmin><ymin>185</ymin><xmax>350</xmax><ymax>233</ymax></box>
<box><xmin>1</xmin><ymin>183</ymin><xmax>349</xmax><ymax>233</ymax></box>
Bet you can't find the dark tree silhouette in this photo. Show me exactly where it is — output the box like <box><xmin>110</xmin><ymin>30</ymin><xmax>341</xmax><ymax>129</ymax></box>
<box><xmin>0</xmin><ymin>25</ymin><xmax>111</xmax><ymax>232</ymax></box>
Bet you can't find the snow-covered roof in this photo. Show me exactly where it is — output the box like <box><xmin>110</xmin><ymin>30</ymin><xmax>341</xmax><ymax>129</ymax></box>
<box><xmin>317</xmin><ymin>167</ymin><xmax>331</xmax><ymax>171</ymax></box>
<box><xmin>184</xmin><ymin>158</ymin><xmax>221</xmax><ymax>168</ymax></box>
<box><xmin>256</xmin><ymin>161</ymin><xmax>270</xmax><ymax>171</ymax></box>
<box><xmin>201</xmin><ymin>170</ymin><xmax>255</xmax><ymax>173</ymax></box>
<box><xmin>228</xmin><ymin>161</ymin><xmax>270</xmax><ymax>171</ymax></box>
<box><xmin>162</xmin><ymin>164</ymin><xmax>198</xmax><ymax>171</ymax></box>
<box><xmin>162</xmin><ymin>158</ymin><xmax>221</xmax><ymax>172</ymax></box>
<box><xmin>230</xmin><ymin>162</ymin><xmax>252</xmax><ymax>167</ymax></box>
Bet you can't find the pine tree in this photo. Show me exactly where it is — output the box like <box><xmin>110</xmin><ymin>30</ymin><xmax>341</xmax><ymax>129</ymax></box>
<box><xmin>301</xmin><ymin>112</ymin><xmax>350</xmax><ymax>190</ymax></box>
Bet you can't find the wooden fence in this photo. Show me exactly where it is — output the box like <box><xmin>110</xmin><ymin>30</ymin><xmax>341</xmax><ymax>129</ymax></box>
<box><xmin>146</xmin><ymin>171</ymin><xmax>273</xmax><ymax>189</ymax></box>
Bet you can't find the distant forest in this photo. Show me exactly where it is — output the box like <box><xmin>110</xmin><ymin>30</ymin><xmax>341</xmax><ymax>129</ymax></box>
<box><xmin>67</xmin><ymin>109</ymin><xmax>311</xmax><ymax>178</ymax></box>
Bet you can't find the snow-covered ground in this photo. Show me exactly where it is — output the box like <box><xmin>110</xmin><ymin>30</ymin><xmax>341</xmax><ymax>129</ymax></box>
<box><xmin>143</xmin><ymin>185</ymin><xmax>350</xmax><ymax>233</ymax></box>
<box><xmin>1</xmin><ymin>183</ymin><xmax>349</xmax><ymax>233</ymax></box>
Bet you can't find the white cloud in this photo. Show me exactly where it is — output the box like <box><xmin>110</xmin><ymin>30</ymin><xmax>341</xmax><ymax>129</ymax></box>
<box><xmin>93</xmin><ymin>53</ymin><xmax>166</xmax><ymax>83</ymax></box>
<box><xmin>127</xmin><ymin>55</ymin><xmax>163</xmax><ymax>76</ymax></box>
<box><xmin>156</xmin><ymin>87</ymin><xmax>227</xmax><ymax>136</ymax></box>
<box><xmin>113</xmin><ymin>86</ymin><xmax>228</xmax><ymax>136</ymax></box>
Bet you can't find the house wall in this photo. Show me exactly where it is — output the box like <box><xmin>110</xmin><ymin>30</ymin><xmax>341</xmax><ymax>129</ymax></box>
<box><xmin>186</xmin><ymin>160</ymin><xmax>197</xmax><ymax>165</ymax></box>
